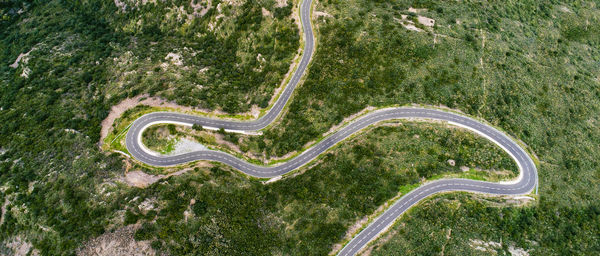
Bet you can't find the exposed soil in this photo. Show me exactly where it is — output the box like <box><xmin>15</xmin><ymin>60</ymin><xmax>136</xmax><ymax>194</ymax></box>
<box><xmin>99</xmin><ymin>94</ymin><xmax>225</xmax><ymax>146</ymax></box>
<box><xmin>261</xmin><ymin>7</ymin><xmax>272</xmax><ymax>17</ymax></box>
<box><xmin>9</xmin><ymin>51</ymin><xmax>31</xmax><ymax>69</ymax></box>
<box><xmin>0</xmin><ymin>197</ymin><xmax>9</xmax><ymax>226</ymax></box>
<box><xmin>0</xmin><ymin>236</ymin><xmax>39</xmax><ymax>256</ymax></box>
<box><xmin>124</xmin><ymin>170</ymin><xmax>163</xmax><ymax>188</ymax></box>
<box><xmin>167</xmin><ymin>138</ymin><xmax>207</xmax><ymax>155</ymax></box>
<box><xmin>123</xmin><ymin>162</ymin><xmax>212</xmax><ymax>188</ymax></box>
<box><xmin>76</xmin><ymin>224</ymin><xmax>155</xmax><ymax>256</ymax></box>
<box><xmin>417</xmin><ymin>15</ymin><xmax>435</xmax><ymax>27</ymax></box>
<box><xmin>394</xmin><ymin>9</ymin><xmax>436</xmax><ymax>32</ymax></box>
<box><xmin>276</xmin><ymin>0</ymin><xmax>287</xmax><ymax>8</ymax></box>
<box><xmin>314</xmin><ymin>11</ymin><xmax>332</xmax><ymax>18</ymax></box>
<box><xmin>469</xmin><ymin>239</ymin><xmax>502</xmax><ymax>253</ymax></box>
<box><xmin>100</xmin><ymin>0</ymin><xmax>305</xmax><ymax>148</ymax></box>
<box><xmin>190</xmin><ymin>0</ymin><xmax>212</xmax><ymax>17</ymax></box>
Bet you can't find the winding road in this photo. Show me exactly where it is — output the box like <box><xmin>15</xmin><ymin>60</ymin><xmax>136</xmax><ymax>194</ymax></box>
<box><xmin>124</xmin><ymin>0</ymin><xmax>538</xmax><ymax>254</ymax></box>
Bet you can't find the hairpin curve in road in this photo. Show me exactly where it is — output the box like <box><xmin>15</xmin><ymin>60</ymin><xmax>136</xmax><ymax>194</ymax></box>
<box><xmin>123</xmin><ymin>0</ymin><xmax>538</xmax><ymax>255</ymax></box>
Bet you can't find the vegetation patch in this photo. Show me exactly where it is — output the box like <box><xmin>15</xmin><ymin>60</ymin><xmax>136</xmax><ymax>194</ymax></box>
<box><xmin>272</xmin><ymin>0</ymin><xmax>597</xmax><ymax>253</ymax></box>
<box><xmin>76</xmin><ymin>224</ymin><xmax>155</xmax><ymax>256</ymax></box>
<box><xmin>126</xmin><ymin>122</ymin><xmax>515</xmax><ymax>255</ymax></box>
<box><xmin>1</xmin><ymin>0</ymin><xmax>599</xmax><ymax>255</ymax></box>
<box><xmin>142</xmin><ymin>124</ymin><xmax>180</xmax><ymax>154</ymax></box>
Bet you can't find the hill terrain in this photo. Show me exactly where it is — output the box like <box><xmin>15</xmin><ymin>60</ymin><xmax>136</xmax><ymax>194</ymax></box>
<box><xmin>0</xmin><ymin>0</ymin><xmax>599</xmax><ymax>255</ymax></box>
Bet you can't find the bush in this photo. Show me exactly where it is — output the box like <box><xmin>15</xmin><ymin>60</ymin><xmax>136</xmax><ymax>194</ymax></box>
<box><xmin>134</xmin><ymin>223</ymin><xmax>156</xmax><ymax>241</ymax></box>
<box><xmin>192</xmin><ymin>123</ymin><xmax>203</xmax><ymax>131</ymax></box>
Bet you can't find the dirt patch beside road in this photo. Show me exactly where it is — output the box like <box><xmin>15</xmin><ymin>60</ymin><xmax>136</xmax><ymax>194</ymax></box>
<box><xmin>123</xmin><ymin>162</ymin><xmax>212</xmax><ymax>188</ymax></box>
<box><xmin>99</xmin><ymin>94</ymin><xmax>225</xmax><ymax>147</ymax></box>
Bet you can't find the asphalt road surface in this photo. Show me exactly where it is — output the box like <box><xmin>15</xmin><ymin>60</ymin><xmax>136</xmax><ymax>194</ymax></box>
<box><xmin>124</xmin><ymin>0</ymin><xmax>538</xmax><ymax>254</ymax></box>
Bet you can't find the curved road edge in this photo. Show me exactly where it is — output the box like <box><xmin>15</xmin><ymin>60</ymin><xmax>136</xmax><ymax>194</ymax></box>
<box><xmin>120</xmin><ymin>0</ymin><xmax>539</xmax><ymax>253</ymax></box>
<box><xmin>335</xmin><ymin>109</ymin><xmax>537</xmax><ymax>256</ymax></box>
<box><xmin>125</xmin><ymin>107</ymin><xmax>538</xmax><ymax>256</ymax></box>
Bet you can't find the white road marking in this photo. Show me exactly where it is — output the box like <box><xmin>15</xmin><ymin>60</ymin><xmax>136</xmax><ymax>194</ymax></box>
<box><xmin>120</xmin><ymin>0</ymin><xmax>539</xmax><ymax>254</ymax></box>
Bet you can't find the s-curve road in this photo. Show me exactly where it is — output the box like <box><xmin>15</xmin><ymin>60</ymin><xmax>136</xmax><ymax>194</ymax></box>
<box><xmin>125</xmin><ymin>108</ymin><xmax>538</xmax><ymax>255</ymax></box>
<box><xmin>123</xmin><ymin>0</ymin><xmax>538</xmax><ymax>254</ymax></box>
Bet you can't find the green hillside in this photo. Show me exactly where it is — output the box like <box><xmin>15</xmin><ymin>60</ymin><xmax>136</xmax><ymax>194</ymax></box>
<box><xmin>1</xmin><ymin>0</ymin><xmax>599</xmax><ymax>255</ymax></box>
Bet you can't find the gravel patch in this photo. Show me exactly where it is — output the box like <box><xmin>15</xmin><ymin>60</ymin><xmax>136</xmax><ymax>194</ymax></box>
<box><xmin>166</xmin><ymin>138</ymin><xmax>207</xmax><ymax>156</ymax></box>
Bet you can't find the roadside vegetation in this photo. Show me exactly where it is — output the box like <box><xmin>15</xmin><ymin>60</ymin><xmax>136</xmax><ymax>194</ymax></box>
<box><xmin>125</xmin><ymin>122</ymin><xmax>516</xmax><ymax>255</ymax></box>
<box><xmin>0</xmin><ymin>0</ymin><xmax>296</xmax><ymax>253</ymax></box>
<box><xmin>0</xmin><ymin>0</ymin><xmax>599</xmax><ymax>255</ymax></box>
<box><xmin>104</xmin><ymin>0</ymin><xmax>300</xmax><ymax>113</ymax></box>
<box><xmin>258</xmin><ymin>0</ymin><xmax>599</xmax><ymax>254</ymax></box>
<box><xmin>142</xmin><ymin>124</ymin><xmax>180</xmax><ymax>154</ymax></box>
<box><xmin>368</xmin><ymin>193</ymin><xmax>600</xmax><ymax>255</ymax></box>
<box><xmin>139</xmin><ymin>119</ymin><xmax>517</xmax><ymax>177</ymax></box>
